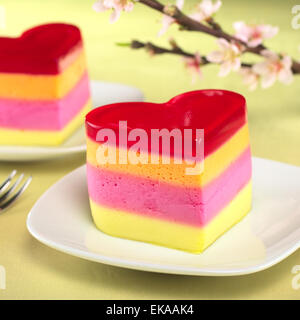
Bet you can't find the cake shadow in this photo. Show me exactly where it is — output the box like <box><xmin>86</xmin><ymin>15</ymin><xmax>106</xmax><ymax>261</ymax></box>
<box><xmin>24</xmin><ymin>235</ymin><xmax>299</xmax><ymax>299</ymax></box>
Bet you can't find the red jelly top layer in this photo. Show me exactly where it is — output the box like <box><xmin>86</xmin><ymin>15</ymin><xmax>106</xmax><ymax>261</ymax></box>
<box><xmin>0</xmin><ymin>23</ymin><xmax>83</xmax><ymax>75</ymax></box>
<box><xmin>86</xmin><ymin>90</ymin><xmax>247</xmax><ymax>157</ymax></box>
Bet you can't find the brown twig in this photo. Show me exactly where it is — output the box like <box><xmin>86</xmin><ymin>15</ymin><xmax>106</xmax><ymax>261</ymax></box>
<box><xmin>138</xmin><ymin>0</ymin><xmax>300</xmax><ymax>74</ymax></box>
<box><xmin>131</xmin><ymin>40</ymin><xmax>197</xmax><ymax>58</ymax></box>
<box><xmin>206</xmin><ymin>17</ymin><xmax>222</xmax><ymax>31</ymax></box>
<box><xmin>130</xmin><ymin>39</ymin><xmax>253</xmax><ymax>68</ymax></box>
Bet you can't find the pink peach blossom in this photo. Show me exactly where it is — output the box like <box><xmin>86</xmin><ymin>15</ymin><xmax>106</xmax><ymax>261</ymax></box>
<box><xmin>253</xmin><ymin>50</ymin><xmax>293</xmax><ymax>88</ymax></box>
<box><xmin>158</xmin><ymin>0</ymin><xmax>184</xmax><ymax>36</ymax></box>
<box><xmin>239</xmin><ymin>67</ymin><xmax>260</xmax><ymax>91</ymax></box>
<box><xmin>93</xmin><ymin>0</ymin><xmax>136</xmax><ymax>23</ymax></box>
<box><xmin>189</xmin><ymin>0</ymin><xmax>222</xmax><ymax>22</ymax></box>
<box><xmin>183</xmin><ymin>52</ymin><xmax>203</xmax><ymax>83</ymax></box>
<box><xmin>233</xmin><ymin>21</ymin><xmax>278</xmax><ymax>47</ymax></box>
<box><xmin>207</xmin><ymin>38</ymin><xmax>243</xmax><ymax>77</ymax></box>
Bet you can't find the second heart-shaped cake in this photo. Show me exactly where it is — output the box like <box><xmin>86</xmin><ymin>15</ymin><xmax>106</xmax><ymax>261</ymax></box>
<box><xmin>0</xmin><ymin>23</ymin><xmax>82</xmax><ymax>74</ymax></box>
<box><xmin>0</xmin><ymin>23</ymin><xmax>91</xmax><ymax>146</ymax></box>
<box><xmin>86</xmin><ymin>90</ymin><xmax>252</xmax><ymax>253</ymax></box>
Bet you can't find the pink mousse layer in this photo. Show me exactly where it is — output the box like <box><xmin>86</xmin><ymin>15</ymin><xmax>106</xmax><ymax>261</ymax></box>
<box><xmin>0</xmin><ymin>72</ymin><xmax>89</xmax><ymax>131</ymax></box>
<box><xmin>87</xmin><ymin>147</ymin><xmax>251</xmax><ymax>227</ymax></box>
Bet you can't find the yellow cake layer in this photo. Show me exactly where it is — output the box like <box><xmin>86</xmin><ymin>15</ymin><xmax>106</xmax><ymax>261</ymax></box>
<box><xmin>87</xmin><ymin>124</ymin><xmax>250</xmax><ymax>188</ymax></box>
<box><xmin>0</xmin><ymin>100</ymin><xmax>91</xmax><ymax>146</ymax></box>
<box><xmin>89</xmin><ymin>181</ymin><xmax>252</xmax><ymax>253</ymax></box>
<box><xmin>0</xmin><ymin>50</ymin><xmax>86</xmax><ymax>100</ymax></box>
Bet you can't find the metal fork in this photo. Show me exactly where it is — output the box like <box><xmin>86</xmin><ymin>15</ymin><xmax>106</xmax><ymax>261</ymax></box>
<box><xmin>0</xmin><ymin>170</ymin><xmax>32</xmax><ymax>211</ymax></box>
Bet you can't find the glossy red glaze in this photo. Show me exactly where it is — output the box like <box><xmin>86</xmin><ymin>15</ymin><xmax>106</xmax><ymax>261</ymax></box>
<box><xmin>0</xmin><ymin>23</ymin><xmax>83</xmax><ymax>75</ymax></box>
<box><xmin>86</xmin><ymin>90</ymin><xmax>247</xmax><ymax>157</ymax></box>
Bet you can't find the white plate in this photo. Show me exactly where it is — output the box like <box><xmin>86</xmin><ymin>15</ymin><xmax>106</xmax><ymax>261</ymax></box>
<box><xmin>0</xmin><ymin>81</ymin><xmax>144</xmax><ymax>162</ymax></box>
<box><xmin>27</xmin><ymin>157</ymin><xmax>300</xmax><ymax>276</ymax></box>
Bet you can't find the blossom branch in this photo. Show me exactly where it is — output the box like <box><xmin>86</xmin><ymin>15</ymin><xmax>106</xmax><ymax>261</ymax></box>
<box><xmin>131</xmin><ymin>40</ymin><xmax>204</xmax><ymax>60</ymax></box>
<box><xmin>130</xmin><ymin>39</ymin><xmax>254</xmax><ymax>68</ymax></box>
<box><xmin>139</xmin><ymin>0</ymin><xmax>300</xmax><ymax>74</ymax></box>
<box><xmin>93</xmin><ymin>0</ymin><xmax>300</xmax><ymax>88</ymax></box>
<box><xmin>139</xmin><ymin>0</ymin><xmax>261</xmax><ymax>49</ymax></box>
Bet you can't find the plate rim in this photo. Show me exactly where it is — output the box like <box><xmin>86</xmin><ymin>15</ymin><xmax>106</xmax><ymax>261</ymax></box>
<box><xmin>26</xmin><ymin>157</ymin><xmax>300</xmax><ymax>276</ymax></box>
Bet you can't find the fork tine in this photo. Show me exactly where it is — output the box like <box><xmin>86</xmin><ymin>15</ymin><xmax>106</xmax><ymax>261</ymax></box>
<box><xmin>0</xmin><ymin>170</ymin><xmax>17</xmax><ymax>193</ymax></box>
<box><xmin>0</xmin><ymin>176</ymin><xmax>32</xmax><ymax>211</ymax></box>
<box><xmin>0</xmin><ymin>173</ymin><xmax>24</xmax><ymax>203</ymax></box>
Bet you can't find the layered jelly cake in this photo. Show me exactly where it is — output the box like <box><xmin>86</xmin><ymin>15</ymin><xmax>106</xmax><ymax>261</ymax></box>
<box><xmin>0</xmin><ymin>23</ymin><xmax>91</xmax><ymax>146</ymax></box>
<box><xmin>86</xmin><ymin>90</ymin><xmax>252</xmax><ymax>253</ymax></box>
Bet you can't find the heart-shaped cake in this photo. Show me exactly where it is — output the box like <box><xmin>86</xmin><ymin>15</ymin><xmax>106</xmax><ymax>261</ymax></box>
<box><xmin>0</xmin><ymin>23</ymin><xmax>90</xmax><ymax>146</ymax></box>
<box><xmin>86</xmin><ymin>90</ymin><xmax>252</xmax><ymax>253</ymax></box>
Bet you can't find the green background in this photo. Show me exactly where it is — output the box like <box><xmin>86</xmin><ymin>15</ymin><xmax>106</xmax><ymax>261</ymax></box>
<box><xmin>0</xmin><ymin>0</ymin><xmax>299</xmax><ymax>299</ymax></box>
